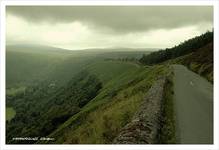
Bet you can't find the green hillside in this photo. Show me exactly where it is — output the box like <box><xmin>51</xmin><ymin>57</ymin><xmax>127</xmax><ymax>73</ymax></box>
<box><xmin>6</xmin><ymin>46</ymin><xmax>95</xmax><ymax>88</ymax></box>
<box><xmin>46</xmin><ymin>64</ymin><xmax>168</xmax><ymax>144</ymax></box>
<box><xmin>139</xmin><ymin>31</ymin><xmax>213</xmax><ymax>82</ymax></box>
<box><xmin>6</xmin><ymin>30</ymin><xmax>212</xmax><ymax>144</ymax></box>
<box><xmin>178</xmin><ymin>42</ymin><xmax>213</xmax><ymax>82</ymax></box>
<box><xmin>6</xmin><ymin>45</ymin><xmax>155</xmax><ymax>144</ymax></box>
<box><xmin>7</xmin><ymin>45</ymin><xmax>151</xmax><ymax>88</ymax></box>
<box><xmin>140</xmin><ymin>31</ymin><xmax>213</xmax><ymax>65</ymax></box>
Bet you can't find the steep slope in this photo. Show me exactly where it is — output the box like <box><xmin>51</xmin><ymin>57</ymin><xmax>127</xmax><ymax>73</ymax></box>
<box><xmin>177</xmin><ymin>42</ymin><xmax>213</xmax><ymax>82</ymax></box>
<box><xmin>45</xmin><ymin>65</ymin><xmax>168</xmax><ymax>144</ymax></box>
<box><xmin>7</xmin><ymin>45</ymin><xmax>151</xmax><ymax>88</ymax></box>
<box><xmin>6</xmin><ymin>45</ymin><xmax>97</xmax><ymax>88</ymax></box>
<box><xmin>6</xmin><ymin>71</ymin><xmax>102</xmax><ymax>143</ymax></box>
<box><xmin>139</xmin><ymin>31</ymin><xmax>213</xmax><ymax>65</ymax></box>
<box><xmin>137</xmin><ymin>31</ymin><xmax>213</xmax><ymax>144</ymax></box>
<box><xmin>139</xmin><ymin>31</ymin><xmax>213</xmax><ymax>82</ymax></box>
<box><xmin>6</xmin><ymin>45</ymin><xmax>155</xmax><ymax>144</ymax></box>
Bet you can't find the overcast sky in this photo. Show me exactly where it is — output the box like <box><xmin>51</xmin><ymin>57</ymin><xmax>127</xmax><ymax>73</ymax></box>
<box><xmin>6</xmin><ymin>6</ymin><xmax>213</xmax><ymax>50</ymax></box>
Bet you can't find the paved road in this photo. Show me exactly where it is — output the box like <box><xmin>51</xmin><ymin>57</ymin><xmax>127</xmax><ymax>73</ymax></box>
<box><xmin>173</xmin><ymin>65</ymin><xmax>213</xmax><ymax>144</ymax></box>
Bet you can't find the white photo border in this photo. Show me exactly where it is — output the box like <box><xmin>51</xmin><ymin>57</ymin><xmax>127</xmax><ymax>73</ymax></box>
<box><xmin>0</xmin><ymin>0</ymin><xmax>218</xmax><ymax>150</ymax></box>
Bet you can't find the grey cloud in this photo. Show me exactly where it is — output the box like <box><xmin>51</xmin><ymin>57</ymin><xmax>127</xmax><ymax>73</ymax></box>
<box><xmin>6</xmin><ymin>6</ymin><xmax>213</xmax><ymax>33</ymax></box>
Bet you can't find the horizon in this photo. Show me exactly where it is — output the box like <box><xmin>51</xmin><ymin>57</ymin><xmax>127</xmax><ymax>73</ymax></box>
<box><xmin>6</xmin><ymin>30</ymin><xmax>211</xmax><ymax>52</ymax></box>
<box><xmin>6</xmin><ymin>43</ymin><xmax>159</xmax><ymax>52</ymax></box>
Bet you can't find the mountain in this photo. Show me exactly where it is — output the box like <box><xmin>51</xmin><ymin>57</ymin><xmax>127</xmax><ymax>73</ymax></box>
<box><xmin>6</xmin><ymin>31</ymin><xmax>213</xmax><ymax>144</ymax></box>
<box><xmin>6</xmin><ymin>44</ymin><xmax>151</xmax><ymax>88</ymax></box>
<box><xmin>6</xmin><ymin>44</ymin><xmax>155</xmax><ymax>144</ymax></box>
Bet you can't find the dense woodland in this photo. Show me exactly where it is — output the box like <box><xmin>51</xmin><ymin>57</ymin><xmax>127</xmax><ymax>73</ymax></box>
<box><xmin>180</xmin><ymin>42</ymin><xmax>213</xmax><ymax>82</ymax></box>
<box><xmin>6</xmin><ymin>71</ymin><xmax>102</xmax><ymax>143</ymax></box>
<box><xmin>139</xmin><ymin>31</ymin><xmax>213</xmax><ymax>65</ymax></box>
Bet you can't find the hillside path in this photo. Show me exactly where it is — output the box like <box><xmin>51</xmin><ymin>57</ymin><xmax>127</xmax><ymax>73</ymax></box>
<box><xmin>172</xmin><ymin>65</ymin><xmax>213</xmax><ymax>144</ymax></box>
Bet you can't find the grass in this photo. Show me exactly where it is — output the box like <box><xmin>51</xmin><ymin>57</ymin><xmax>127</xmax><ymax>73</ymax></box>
<box><xmin>159</xmin><ymin>69</ymin><xmax>176</xmax><ymax>144</ymax></box>
<box><xmin>6</xmin><ymin>107</ymin><xmax>16</xmax><ymax>121</ymax></box>
<box><xmin>7</xmin><ymin>46</ymin><xmax>172</xmax><ymax>144</ymax></box>
<box><xmin>46</xmin><ymin>64</ymin><xmax>168</xmax><ymax>144</ymax></box>
<box><xmin>85</xmin><ymin>60</ymin><xmax>140</xmax><ymax>84</ymax></box>
<box><xmin>7</xmin><ymin>45</ymin><xmax>150</xmax><ymax>88</ymax></box>
<box><xmin>66</xmin><ymin>94</ymin><xmax>143</xmax><ymax>143</ymax></box>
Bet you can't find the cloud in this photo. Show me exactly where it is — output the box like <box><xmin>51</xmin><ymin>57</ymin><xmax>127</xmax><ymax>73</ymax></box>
<box><xmin>6</xmin><ymin>6</ymin><xmax>213</xmax><ymax>33</ymax></box>
<box><xmin>6</xmin><ymin>6</ymin><xmax>213</xmax><ymax>49</ymax></box>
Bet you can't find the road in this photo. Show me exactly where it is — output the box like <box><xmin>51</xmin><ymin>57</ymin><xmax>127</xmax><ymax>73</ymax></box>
<box><xmin>173</xmin><ymin>65</ymin><xmax>213</xmax><ymax>144</ymax></box>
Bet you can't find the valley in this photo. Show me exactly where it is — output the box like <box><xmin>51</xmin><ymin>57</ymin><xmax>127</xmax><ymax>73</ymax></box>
<box><xmin>6</xmin><ymin>31</ymin><xmax>213</xmax><ymax>144</ymax></box>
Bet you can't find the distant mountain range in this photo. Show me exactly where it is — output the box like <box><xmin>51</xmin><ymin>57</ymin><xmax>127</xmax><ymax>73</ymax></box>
<box><xmin>6</xmin><ymin>44</ymin><xmax>157</xmax><ymax>53</ymax></box>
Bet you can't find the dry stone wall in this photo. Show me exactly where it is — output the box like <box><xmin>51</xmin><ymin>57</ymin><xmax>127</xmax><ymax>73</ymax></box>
<box><xmin>113</xmin><ymin>77</ymin><xmax>166</xmax><ymax>144</ymax></box>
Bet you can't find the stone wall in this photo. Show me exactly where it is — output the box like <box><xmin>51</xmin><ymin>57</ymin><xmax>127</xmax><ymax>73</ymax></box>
<box><xmin>113</xmin><ymin>77</ymin><xmax>166</xmax><ymax>144</ymax></box>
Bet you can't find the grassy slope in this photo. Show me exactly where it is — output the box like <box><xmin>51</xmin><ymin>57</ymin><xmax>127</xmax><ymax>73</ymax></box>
<box><xmin>47</xmin><ymin>64</ymin><xmax>168</xmax><ymax>144</ymax></box>
<box><xmin>6</xmin><ymin>50</ymin><xmax>96</xmax><ymax>88</ymax></box>
<box><xmin>166</xmin><ymin>42</ymin><xmax>213</xmax><ymax>83</ymax></box>
<box><xmin>85</xmin><ymin>60</ymin><xmax>140</xmax><ymax>84</ymax></box>
<box><xmin>7</xmin><ymin>45</ymin><xmax>150</xmax><ymax>88</ymax></box>
<box><xmin>7</xmin><ymin>45</ymin><xmax>165</xmax><ymax>144</ymax></box>
<box><xmin>181</xmin><ymin>42</ymin><xmax>213</xmax><ymax>83</ymax></box>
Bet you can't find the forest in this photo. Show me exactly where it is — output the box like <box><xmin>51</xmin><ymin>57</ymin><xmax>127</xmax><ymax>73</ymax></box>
<box><xmin>6</xmin><ymin>71</ymin><xmax>102</xmax><ymax>143</ymax></box>
<box><xmin>139</xmin><ymin>31</ymin><xmax>213</xmax><ymax>65</ymax></box>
